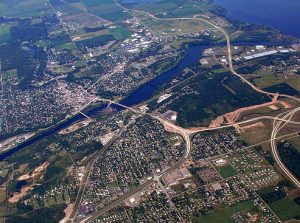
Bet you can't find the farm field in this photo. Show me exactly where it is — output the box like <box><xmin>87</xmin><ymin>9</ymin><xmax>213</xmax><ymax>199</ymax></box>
<box><xmin>81</xmin><ymin>0</ymin><xmax>132</xmax><ymax>22</ymax></box>
<box><xmin>269</xmin><ymin>198</ymin><xmax>300</xmax><ymax>221</ymax></box>
<box><xmin>0</xmin><ymin>0</ymin><xmax>47</xmax><ymax>17</ymax></box>
<box><xmin>121</xmin><ymin>0</ymin><xmax>213</xmax><ymax>18</ymax></box>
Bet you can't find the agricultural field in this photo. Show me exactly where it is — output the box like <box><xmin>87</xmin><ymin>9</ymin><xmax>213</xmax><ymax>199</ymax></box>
<box><xmin>0</xmin><ymin>0</ymin><xmax>47</xmax><ymax>18</ymax></box>
<box><xmin>257</xmin><ymin>179</ymin><xmax>300</xmax><ymax>221</ymax></box>
<box><xmin>269</xmin><ymin>198</ymin><xmax>300</xmax><ymax>221</ymax></box>
<box><xmin>81</xmin><ymin>0</ymin><xmax>132</xmax><ymax>22</ymax></box>
<box><xmin>121</xmin><ymin>0</ymin><xmax>214</xmax><ymax>18</ymax></box>
<box><xmin>49</xmin><ymin>0</ymin><xmax>83</xmax><ymax>16</ymax></box>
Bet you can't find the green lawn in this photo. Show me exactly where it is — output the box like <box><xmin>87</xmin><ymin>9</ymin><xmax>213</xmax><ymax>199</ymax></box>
<box><xmin>269</xmin><ymin>198</ymin><xmax>300</xmax><ymax>221</ymax></box>
<box><xmin>2</xmin><ymin>69</ymin><xmax>18</xmax><ymax>81</ymax></box>
<box><xmin>109</xmin><ymin>27</ymin><xmax>131</xmax><ymax>40</ymax></box>
<box><xmin>217</xmin><ymin>164</ymin><xmax>238</xmax><ymax>178</ymax></box>
<box><xmin>55</xmin><ymin>42</ymin><xmax>75</xmax><ymax>51</ymax></box>
<box><xmin>0</xmin><ymin>23</ymin><xmax>13</xmax><ymax>43</ymax></box>
<box><xmin>196</xmin><ymin>200</ymin><xmax>253</xmax><ymax>223</ymax></box>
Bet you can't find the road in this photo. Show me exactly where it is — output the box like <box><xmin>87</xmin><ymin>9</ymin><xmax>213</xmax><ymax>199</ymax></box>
<box><xmin>128</xmin><ymin>9</ymin><xmax>300</xmax><ymax>104</ymax></box>
<box><xmin>125</xmin><ymin>9</ymin><xmax>300</xmax><ymax>189</ymax></box>
<box><xmin>68</xmin><ymin>119</ymin><xmax>138</xmax><ymax>222</ymax></box>
<box><xmin>71</xmin><ymin>7</ymin><xmax>300</xmax><ymax>222</ymax></box>
<box><xmin>270</xmin><ymin>107</ymin><xmax>300</xmax><ymax>188</ymax></box>
<box><xmin>76</xmin><ymin>98</ymin><xmax>300</xmax><ymax>222</ymax></box>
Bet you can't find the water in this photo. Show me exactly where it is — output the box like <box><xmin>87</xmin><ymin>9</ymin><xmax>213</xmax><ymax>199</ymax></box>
<box><xmin>0</xmin><ymin>44</ymin><xmax>207</xmax><ymax>161</ymax></box>
<box><xmin>120</xmin><ymin>45</ymin><xmax>207</xmax><ymax>107</ymax></box>
<box><xmin>15</xmin><ymin>180</ymin><xmax>28</xmax><ymax>192</ymax></box>
<box><xmin>0</xmin><ymin>41</ymin><xmax>293</xmax><ymax>160</ymax></box>
<box><xmin>214</xmin><ymin>0</ymin><xmax>300</xmax><ymax>38</ymax></box>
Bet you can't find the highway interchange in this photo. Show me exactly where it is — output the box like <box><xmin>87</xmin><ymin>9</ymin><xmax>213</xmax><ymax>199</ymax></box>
<box><xmin>67</xmin><ymin>6</ymin><xmax>300</xmax><ymax>223</ymax></box>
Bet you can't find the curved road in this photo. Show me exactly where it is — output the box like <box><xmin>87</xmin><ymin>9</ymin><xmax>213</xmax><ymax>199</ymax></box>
<box><xmin>73</xmin><ymin>7</ymin><xmax>300</xmax><ymax>222</ymax></box>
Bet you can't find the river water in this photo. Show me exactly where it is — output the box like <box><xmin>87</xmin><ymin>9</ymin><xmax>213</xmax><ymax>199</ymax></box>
<box><xmin>0</xmin><ymin>44</ymin><xmax>207</xmax><ymax>161</ymax></box>
<box><xmin>2</xmin><ymin>0</ymin><xmax>299</xmax><ymax>160</ymax></box>
<box><xmin>214</xmin><ymin>0</ymin><xmax>300</xmax><ymax>38</ymax></box>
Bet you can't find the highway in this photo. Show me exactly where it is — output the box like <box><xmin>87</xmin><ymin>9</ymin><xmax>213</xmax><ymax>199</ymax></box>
<box><xmin>68</xmin><ymin>119</ymin><xmax>138</xmax><ymax>222</ymax></box>
<box><xmin>124</xmin><ymin>9</ymin><xmax>300</xmax><ymax>189</ymax></box>
<box><xmin>70</xmin><ymin>7</ymin><xmax>300</xmax><ymax>222</ymax></box>
<box><xmin>270</xmin><ymin>108</ymin><xmax>300</xmax><ymax>188</ymax></box>
<box><xmin>75</xmin><ymin>98</ymin><xmax>300</xmax><ymax>222</ymax></box>
<box><xmin>128</xmin><ymin>9</ymin><xmax>300</xmax><ymax>104</ymax></box>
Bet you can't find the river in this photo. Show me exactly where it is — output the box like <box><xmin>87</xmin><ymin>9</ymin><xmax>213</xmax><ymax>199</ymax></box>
<box><xmin>2</xmin><ymin>0</ymin><xmax>299</xmax><ymax>160</ymax></box>
<box><xmin>0</xmin><ymin>44</ymin><xmax>207</xmax><ymax>161</ymax></box>
<box><xmin>214</xmin><ymin>0</ymin><xmax>300</xmax><ymax>38</ymax></box>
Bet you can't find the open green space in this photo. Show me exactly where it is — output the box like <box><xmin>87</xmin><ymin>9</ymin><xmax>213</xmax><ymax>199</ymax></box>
<box><xmin>0</xmin><ymin>0</ymin><xmax>47</xmax><ymax>18</ymax></box>
<box><xmin>75</xmin><ymin>34</ymin><xmax>114</xmax><ymax>49</ymax></box>
<box><xmin>121</xmin><ymin>0</ymin><xmax>213</xmax><ymax>18</ymax></box>
<box><xmin>49</xmin><ymin>0</ymin><xmax>84</xmax><ymax>16</ymax></box>
<box><xmin>2</xmin><ymin>69</ymin><xmax>18</xmax><ymax>82</ymax></box>
<box><xmin>195</xmin><ymin>200</ymin><xmax>253</xmax><ymax>223</ymax></box>
<box><xmin>0</xmin><ymin>190</ymin><xmax>6</xmax><ymax>203</ymax></box>
<box><xmin>269</xmin><ymin>198</ymin><xmax>300</xmax><ymax>221</ymax></box>
<box><xmin>82</xmin><ymin>0</ymin><xmax>131</xmax><ymax>22</ymax></box>
<box><xmin>108</xmin><ymin>27</ymin><xmax>131</xmax><ymax>40</ymax></box>
<box><xmin>55</xmin><ymin>42</ymin><xmax>76</xmax><ymax>51</ymax></box>
<box><xmin>135</xmin><ymin>11</ymin><xmax>212</xmax><ymax>35</ymax></box>
<box><xmin>0</xmin><ymin>23</ymin><xmax>14</xmax><ymax>44</ymax></box>
<box><xmin>217</xmin><ymin>164</ymin><xmax>237</xmax><ymax>178</ymax></box>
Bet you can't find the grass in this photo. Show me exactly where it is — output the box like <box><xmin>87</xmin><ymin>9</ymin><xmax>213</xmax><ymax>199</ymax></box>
<box><xmin>288</xmin><ymin>137</ymin><xmax>300</xmax><ymax>152</ymax></box>
<box><xmin>195</xmin><ymin>200</ymin><xmax>253</xmax><ymax>223</ymax></box>
<box><xmin>2</xmin><ymin>69</ymin><xmax>18</xmax><ymax>82</ymax></box>
<box><xmin>82</xmin><ymin>0</ymin><xmax>131</xmax><ymax>22</ymax></box>
<box><xmin>55</xmin><ymin>42</ymin><xmax>75</xmax><ymax>51</ymax></box>
<box><xmin>250</xmin><ymin>68</ymin><xmax>300</xmax><ymax>94</ymax></box>
<box><xmin>0</xmin><ymin>189</ymin><xmax>6</xmax><ymax>203</ymax></box>
<box><xmin>240</xmin><ymin>120</ymin><xmax>272</xmax><ymax>146</ymax></box>
<box><xmin>123</xmin><ymin>0</ymin><xmax>213</xmax><ymax>17</ymax></box>
<box><xmin>269</xmin><ymin>198</ymin><xmax>300</xmax><ymax>221</ymax></box>
<box><xmin>257</xmin><ymin>186</ymin><xmax>275</xmax><ymax>196</ymax></box>
<box><xmin>52</xmin><ymin>0</ymin><xmax>84</xmax><ymax>16</ymax></box>
<box><xmin>217</xmin><ymin>165</ymin><xmax>237</xmax><ymax>178</ymax></box>
<box><xmin>0</xmin><ymin>0</ymin><xmax>47</xmax><ymax>18</ymax></box>
<box><xmin>134</xmin><ymin>11</ymin><xmax>212</xmax><ymax>36</ymax></box>
<box><xmin>0</xmin><ymin>23</ymin><xmax>14</xmax><ymax>43</ymax></box>
<box><xmin>0</xmin><ymin>169</ymin><xmax>9</xmax><ymax>178</ymax></box>
<box><xmin>108</xmin><ymin>27</ymin><xmax>131</xmax><ymax>40</ymax></box>
<box><xmin>81</xmin><ymin>0</ymin><xmax>113</xmax><ymax>8</ymax></box>
<box><xmin>168</xmin><ymin>134</ymin><xmax>181</xmax><ymax>146</ymax></box>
